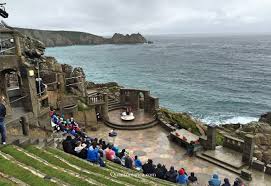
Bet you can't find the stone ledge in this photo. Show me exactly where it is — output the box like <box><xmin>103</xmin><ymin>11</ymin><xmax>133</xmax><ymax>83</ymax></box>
<box><xmin>241</xmin><ymin>169</ymin><xmax>252</xmax><ymax>181</ymax></box>
<box><xmin>265</xmin><ymin>164</ymin><xmax>271</xmax><ymax>175</ymax></box>
<box><xmin>252</xmin><ymin>160</ymin><xmax>265</xmax><ymax>172</ymax></box>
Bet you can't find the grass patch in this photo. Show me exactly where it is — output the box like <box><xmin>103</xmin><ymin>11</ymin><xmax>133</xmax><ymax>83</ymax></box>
<box><xmin>25</xmin><ymin>146</ymin><xmax>123</xmax><ymax>186</ymax></box>
<box><xmin>158</xmin><ymin>108</ymin><xmax>201</xmax><ymax>135</ymax></box>
<box><xmin>1</xmin><ymin>145</ymin><xmax>94</xmax><ymax>186</ymax></box>
<box><xmin>0</xmin><ymin>154</ymin><xmax>56</xmax><ymax>186</ymax></box>
<box><xmin>0</xmin><ymin>177</ymin><xmax>16</xmax><ymax>186</ymax></box>
<box><xmin>216</xmin><ymin>132</ymin><xmax>224</xmax><ymax>146</ymax></box>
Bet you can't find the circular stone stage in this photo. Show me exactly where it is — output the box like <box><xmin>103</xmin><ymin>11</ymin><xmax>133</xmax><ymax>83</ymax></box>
<box><xmin>104</xmin><ymin>109</ymin><xmax>158</xmax><ymax>130</ymax></box>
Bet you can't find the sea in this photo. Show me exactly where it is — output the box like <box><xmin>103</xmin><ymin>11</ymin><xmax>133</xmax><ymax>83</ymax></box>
<box><xmin>46</xmin><ymin>34</ymin><xmax>271</xmax><ymax>125</ymax></box>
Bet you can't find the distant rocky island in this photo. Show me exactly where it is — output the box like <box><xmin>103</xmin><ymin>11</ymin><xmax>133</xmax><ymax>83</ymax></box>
<box><xmin>16</xmin><ymin>28</ymin><xmax>148</xmax><ymax>47</ymax></box>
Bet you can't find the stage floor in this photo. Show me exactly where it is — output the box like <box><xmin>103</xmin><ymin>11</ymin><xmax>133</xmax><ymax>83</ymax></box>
<box><xmin>107</xmin><ymin>109</ymin><xmax>155</xmax><ymax>126</ymax></box>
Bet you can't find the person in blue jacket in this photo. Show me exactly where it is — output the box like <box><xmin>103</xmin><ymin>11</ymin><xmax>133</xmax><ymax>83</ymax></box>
<box><xmin>134</xmin><ymin>155</ymin><xmax>142</xmax><ymax>170</ymax></box>
<box><xmin>87</xmin><ymin>142</ymin><xmax>105</xmax><ymax>167</ymax></box>
<box><xmin>208</xmin><ymin>174</ymin><xmax>221</xmax><ymax>186</ymax></box>
<box><xmin>176</xmin><ymin>168</ymin><xmax>188</xmax><ymax>185</ymax></box>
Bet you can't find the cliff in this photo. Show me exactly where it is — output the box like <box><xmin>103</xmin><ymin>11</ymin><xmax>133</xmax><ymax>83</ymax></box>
<box><xmin>16</xmin><ymin>28</ymin><xmax>148</xmax><ymax>47</ymax></box>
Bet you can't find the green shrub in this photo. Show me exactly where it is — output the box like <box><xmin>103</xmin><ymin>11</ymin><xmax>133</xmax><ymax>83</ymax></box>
<box><xmin>158</xmin><ymin>108</ymin><xmax>201</xmax><ymax>135</ymax></box>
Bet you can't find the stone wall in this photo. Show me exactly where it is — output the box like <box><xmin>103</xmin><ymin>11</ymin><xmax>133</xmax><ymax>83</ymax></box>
<box><xmin>223</xmin><ymin>135</ymin><xmax>244</xmax><ymax>152</ymax></box>
<box><xmin>119</xmin><ymin>88</ymin><xmax>159</xmax><ymax>113</ymax></box>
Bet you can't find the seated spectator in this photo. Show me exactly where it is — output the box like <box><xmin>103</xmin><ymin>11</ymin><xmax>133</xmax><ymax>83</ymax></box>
<box><xmin>102</xmin><ymin>141</ymin><xmax>108</xmax><ymax>150</ymax></box>
<box><xmin>49</xmin><ymin>106</ymin><xmax>55</xmax><ymax>117</ymax></box>
<box><xmin>87</xmin><ymin>142</ymin><xmax>105</xmax><ymax>167</ymax></box>
<box><xmin>118</xmin><ymin>149</ymin><xmax>126</xmax><ymax>159</ymax></box>
<box><xmin>165</xmin><ymin>166</ymin><xmax>178</xmax><ymax>183</ymax></box>
<box><xmin>87</xmin><ymin>142</ymin><xmax>99</xmax><ymax>162</ymax></box>
<box><xmin>109</xmin><ymin>129</ymin><xmax>117</xmax><ymax>137</ymax></box>
<box><xmin>62</xmin><ymin>136</ymin><xmax>75</xmax><ymax>155</ymax></box>
<box><xmin>112</xmin><ymin>145</ymin><xmax>119</xmax><ymax>155</ymax></box>
<box><xmin>208</xmin><ymin>174</ymin><xmax>221</xmax><ymax>186</ymax></box>
<box><xmin>124</xmin><ymin>152</ymin><xmax>133</xmax><ymax>169</ymax></box>
<box><xmin>176</xmin><ymin>168</ymin><xmax>188</xmax><ymax>185</ymax></box>
<box><xmin>161</xmin><ymin>165</ymin><xmax>168</xmax><ymax>177</ymax></box>
<box><xmin>155</xmin><ymin>163</ymin><xmax>166</xmax><ymax>179</ymax></box>
<box><xmin>188</xmin><ymin>172</ymin><xmax>198</xmax><ymax>185</ymax></box>
<box><xmin>222</xmin><ymin>178</ymin><xmax>231</xmax><ymax>186</ymax></box>
<box><xmin>134</xmin><ymin>155</ymin><xmax>142</xmax><ymax>171</ymax></box>
<box><xmin>233</xmin><ymin>178</ymin><xmax>244</xmax><ymax>186</ymax></box>
<box><xmin>142</xmin><ymin>159</ymin><xmax>156</xmax><ymax>175</ymax></box>
<box><xmin>74</xmin><ymin>141</ymin><xmax>87</xmax><ymax>155</ymax></box>
<box><xmin>98</xmin><ymin>138</ymin><xmax>103</xmax><ymax>145</ymax></box>
<box><xmin>105</xmin><ymin>145</ymin><xmax>116</xmax><ymax>161</ymax></box>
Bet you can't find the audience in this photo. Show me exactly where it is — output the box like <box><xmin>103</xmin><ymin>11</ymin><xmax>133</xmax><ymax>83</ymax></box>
<box><xmin>55</xmin><ymin>111</ymin><xmax>245</xmax><ymax>186</ymax></box>
<box><xmin>208</xmin><ymin>174</ymin><xmax>222</xmax><ymax>186</ymax></box>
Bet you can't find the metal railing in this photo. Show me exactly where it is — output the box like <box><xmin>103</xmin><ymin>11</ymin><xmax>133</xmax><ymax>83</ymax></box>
<box><xmin>9</xmin><ymin>95</ymin><xmax>28</xmax><ymax>104</ymax></box>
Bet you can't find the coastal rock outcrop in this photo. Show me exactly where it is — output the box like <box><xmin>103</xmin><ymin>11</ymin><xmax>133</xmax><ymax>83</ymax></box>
<box><xmin>109</xmin><ymin>33</ymin><xmax>147</xmax><ymax>44</ymax></box>
<box><xmin>259</xmin><ymin>112</ymin><xmax>271</xmax><ymax>124</ymax></box>
<box><xmin>16</xmin><ymin>28</ymin><xmax>149</xmax><ymax>47</ymax></box>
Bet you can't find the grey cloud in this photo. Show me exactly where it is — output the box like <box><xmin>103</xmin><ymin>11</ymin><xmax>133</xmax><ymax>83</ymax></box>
<box><xmin>2</xmin><ymin>0</ymin><xmax>271</xmax><ymax>35</ymax></box>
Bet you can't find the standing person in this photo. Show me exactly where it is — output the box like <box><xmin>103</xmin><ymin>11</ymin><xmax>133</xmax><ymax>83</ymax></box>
<box><xmin>0</xmin><ymin>97</ymin><xmax>7</xmax><ymax>145</ymax></box>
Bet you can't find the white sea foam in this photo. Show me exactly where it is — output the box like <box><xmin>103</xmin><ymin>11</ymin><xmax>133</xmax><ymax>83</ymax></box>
<box><xmin>201</xmin><ymin>116</ymin><xmax>258</xmax><ymax>125</ymax></box>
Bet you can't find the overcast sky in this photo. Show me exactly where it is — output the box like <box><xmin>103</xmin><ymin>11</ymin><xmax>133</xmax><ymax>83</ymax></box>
<box><xmin>3</xmin><ymin>0</ymin><xmax>271</xmax><ymax>35</ymax></box>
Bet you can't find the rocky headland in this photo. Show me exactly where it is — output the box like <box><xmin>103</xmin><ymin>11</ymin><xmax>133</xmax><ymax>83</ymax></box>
<box><xmin>16</xmin><ymin>28</ymin><xmax>148</xmax><ymax>47</ymax></box>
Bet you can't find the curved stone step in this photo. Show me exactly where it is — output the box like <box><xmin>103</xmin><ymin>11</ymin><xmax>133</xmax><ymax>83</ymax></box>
<box><xmin>31</xmin><ymin>146</ymin><xmax>131</xmax><ymax>186</ymax></box>
<box><xmin>14</xmin><ymin>146</ymin><xmax>101</xmax><ymax>185</ymax></box>
<box><xmin>0</xmin><ymin>171</ymin><xmax>29</xmax><ymax>186</ymax></box>
<box><xmin>0</xmin><ymin>150</ymin><xmax>65</xmax><ymax>185</ymax></box>
<box><xmin>104</xmin><ymin>120</ymin><xmax>159</xmax><ymax>130</ymax></box>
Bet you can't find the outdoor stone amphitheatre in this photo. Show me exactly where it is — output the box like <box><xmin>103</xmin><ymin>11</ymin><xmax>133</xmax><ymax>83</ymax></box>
<box><xmin>1</xmin><ymin>22</ymin><xmax>271</xmax><ymax>185</ymax></box>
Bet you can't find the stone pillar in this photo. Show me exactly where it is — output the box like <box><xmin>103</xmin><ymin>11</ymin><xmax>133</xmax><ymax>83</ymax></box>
<box><xmin>102</xmin><ymin>93</ymin><xmax>109</xmax><ymax>120</ymax></box>
<box><xmin>142</xmin><ymin>91</ymin><xmax>149</xmax><ymax>112</ymax></box>
<box><xmin>0</xmin><ymin>72</ymin><xmax>12</xmax><ymax>116</ymax></box>
<box><xmin>206</xmin><ymin>125</ymin><xmax>216</xmax><ymax>150</ymax></box>
<box><xmin>14</xmin><ymin>34</ymin><xmax>22</xmax><ymax>57</ymax></box>
<box><xmin>20</xmin><ymin>67</ymin><xmax>39</xmax><ymax>117</ymax></box>
<box><xmin>120</xmin><ymin>89</ymin><xmax>125</xmax><ymax>105</ymax></box>
<box><xmin>20</xmin><ymin>116</ymin><xmax>29</xmax><ymax>136</ymax></box>
<box><xmin>242</xmin><ymin>134</ymin><xmax>255</xmax><ymax>164</ymax></box>
<box><xmin>57</xmin><ymin>74</ymin><xmax>65</xmax><ymax>93</ymax></box>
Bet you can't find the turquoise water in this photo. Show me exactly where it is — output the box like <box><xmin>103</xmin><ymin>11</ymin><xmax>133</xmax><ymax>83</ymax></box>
<box><xmin>46</xmin><ymin>34</ymin><xmax>271</xmax><ymax>124</ymax></box>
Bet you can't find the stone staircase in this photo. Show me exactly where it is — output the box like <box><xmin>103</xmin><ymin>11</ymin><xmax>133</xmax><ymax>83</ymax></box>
<box><xmin>108</xmin><ymin>97</ymin><xmax>123</xmax><ymax>111</ymax></box>
<box><xmin>0</xmin><ymin>137</ymin><xmax>175</xmax><ymax>186</ymax></box>
<box><xmin>196</xmin><ymin>146</ymin><xmax>248</xmax><ymax>176</ymax></box>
